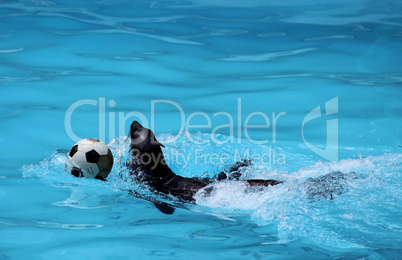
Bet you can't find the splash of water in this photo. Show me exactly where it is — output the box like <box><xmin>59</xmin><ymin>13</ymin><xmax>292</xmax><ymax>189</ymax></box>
<box><xmin>21</xmin><ymin>133</ymin><xmax>401</xmax><ymax>248</ymax></box>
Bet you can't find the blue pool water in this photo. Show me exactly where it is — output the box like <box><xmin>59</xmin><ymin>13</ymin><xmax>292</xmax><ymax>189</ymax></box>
<box><xmin>1</xmin><ymin>0</ymin><xmax>401</xmax><ymax>259</ymax></box>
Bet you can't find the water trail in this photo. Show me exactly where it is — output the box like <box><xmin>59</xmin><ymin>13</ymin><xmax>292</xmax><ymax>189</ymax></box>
<box><xmin>22</xmin><ymin>134</ymin><xmax>402</xmax><ymax>248</ymax></box>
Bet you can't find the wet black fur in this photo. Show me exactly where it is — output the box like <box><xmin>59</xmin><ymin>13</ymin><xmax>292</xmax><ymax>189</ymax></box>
<box><xmin>128</xmin><ymin>121</ymin><xmax>282</xmax><ymax>202</ymax></box>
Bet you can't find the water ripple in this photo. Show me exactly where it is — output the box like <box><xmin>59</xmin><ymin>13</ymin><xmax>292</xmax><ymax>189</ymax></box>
<box><xmin>35</xmin><ymin>221</ymin><xmax>104</xmax><ymax>230</ymax></box>
<box><xmin>48</xmin><ymin>28</ymin><xmax>204</xmax><ymax>45</ymax></box>
<box><xmin>1</xmin><ymin>2</ymin><xmax>206</xmax><ymax>45</ymax></box>
<box><xmin>305</xmin><ymin>35</ymin><xmax>354</xmax><ymax>41</ymax></box>
<box><xmin>219</xmin><ymin>48</ymin><xmax>318</xmax><ymax>62</ymax></box>
<box><xmin>182</xmin><ymin>27</ymin><xmax>248</xmax><ymax>40</ymax></box>
<box><xmin>0</xmin><ymin>48</ymin><xmax>25</xmax><ymax>53</ymax></box>
<box><xmin>0</xmin><ymin>218</ymin><xmax>103</xmax><ymax>230</ymax></box>
<box><xmin>242</xmin><ymin>73</ymin><xmax>402</xmax><ymax>85</ymax></box>
<box><xmin>257</xmin><ymin>32</ymin><xmax>286</xmax><ymax>38</ymax></box>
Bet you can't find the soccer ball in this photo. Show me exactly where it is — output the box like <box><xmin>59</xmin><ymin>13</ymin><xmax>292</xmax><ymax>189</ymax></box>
<box><xmin>66</xmin><ymin>138</ymin><xmax>114</xmax><ymax>180</ymax></box>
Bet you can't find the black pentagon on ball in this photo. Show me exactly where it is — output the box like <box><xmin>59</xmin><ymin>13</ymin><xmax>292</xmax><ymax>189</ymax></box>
<box><xmin>86</xmin><ymin>149</ymin><xmax>100</xmax><ymax>163</ymax></box>
<box><xmin>71</xmin><ymin>167</ymin><xmax>84</xmax><ymax>178</ymax></box>
<box><xmin>69</xmin><ymin>145</ymin><xmax>78</xmax><ymax>157</ymax></box>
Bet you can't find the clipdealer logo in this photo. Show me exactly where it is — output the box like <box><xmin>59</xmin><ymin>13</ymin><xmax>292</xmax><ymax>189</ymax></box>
<box><xmin>64</xmin><ymin>97</ymin><xmax>338</xmax><ymax>162</ymax></box>
<box><xmin>302</xmin><ymin>97</ymin><xmax>339</xmax><ymax>161</ymax></box>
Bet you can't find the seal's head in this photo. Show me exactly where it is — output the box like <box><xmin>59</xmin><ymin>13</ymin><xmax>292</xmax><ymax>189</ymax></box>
<box><xmin>129</xmin><ymin>121</ymin><xmax>164</xmax><ymax>154</ymax></box>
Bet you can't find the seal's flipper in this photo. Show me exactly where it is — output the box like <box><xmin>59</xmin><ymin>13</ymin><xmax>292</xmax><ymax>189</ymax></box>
<box><xmin>217</xmin><ymin>159</ymin><xmax>253</xmax><ymax>180</ymax></box>
<box><xmin>153</xmin><ymin>202</ymin><xmax>175</xmax><ymax>214</ymax></box>
<box><xmin>303</xmin><ymin>171</ymin><xmax>349</xmax><ymax>200</ymax></box>
<box><xmin>246</xmin><ymin>179</ymin><xmax>283</xmax><ymax>187</ymax></box>
<box><xmin>129</xmin><ymin>190</ymin><xmax>177</xmax><ymax>215</ymax></box>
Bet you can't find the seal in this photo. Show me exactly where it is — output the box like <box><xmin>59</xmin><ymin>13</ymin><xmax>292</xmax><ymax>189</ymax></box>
<box><xmin>128</xmin><ymin>121</ymin><xmax>282</xmax><ymax>202</ymax></box>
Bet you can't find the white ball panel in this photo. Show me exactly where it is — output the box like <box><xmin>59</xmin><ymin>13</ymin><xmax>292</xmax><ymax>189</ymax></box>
<box><xmin>82</xmin><ymin>162</ymin><xmax>100</xmax><ymax>178</ymax></box>
<box><xmin>77</xmin><ymin>139</ymin><xmax>94</xmax><ymax>145</ymax></box>
<box><xmin>71</xmin><ymin>151</ymin><xmax>87</xmax><ymax>168</ymax></box>
<box><xmin>93</xmin><ymin>142</ymin><xmax>108</xmax><ymax>156</ymax></box>
<box><xmin>78</xmin><ymin>143</ymin><xmax>94</xmax><ymax>153</ymax></box>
